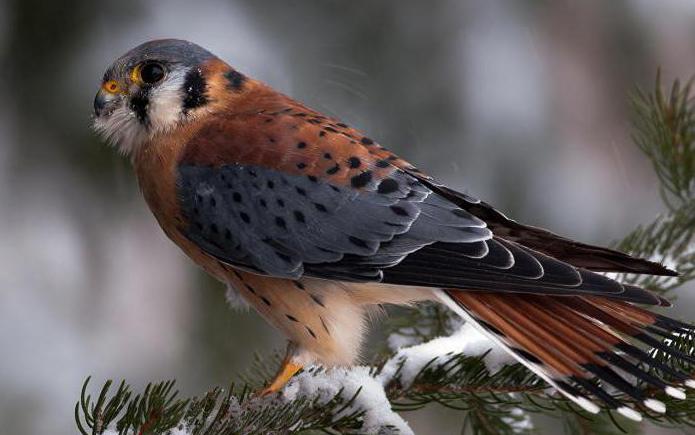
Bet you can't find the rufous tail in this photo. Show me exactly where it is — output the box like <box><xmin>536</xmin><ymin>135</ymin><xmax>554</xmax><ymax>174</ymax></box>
<box><xmin>445</xmin><ymin>291</ymin><xmax>695</xmax><ymax>421</ymax></box>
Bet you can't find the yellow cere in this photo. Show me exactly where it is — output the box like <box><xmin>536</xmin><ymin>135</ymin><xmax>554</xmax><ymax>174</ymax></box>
<box><xmin>130</xmin><ymin>64</ymin><xmax>142</xmax><ymax>84</ymax></box>
<box><xmin>102</xmin><ymin>80</ymin><xmax>121</xmax><ymax>94</ymax></box>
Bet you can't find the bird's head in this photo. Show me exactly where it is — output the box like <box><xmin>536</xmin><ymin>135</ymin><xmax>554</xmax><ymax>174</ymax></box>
<box><xmin>93</xmin><ymin>39</ymin><xmax>235</xmax><ymax>155</ymax></box>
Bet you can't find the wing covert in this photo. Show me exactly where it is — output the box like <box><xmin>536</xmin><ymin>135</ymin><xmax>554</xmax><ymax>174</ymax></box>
<box><xmin>177</xmin><ymin>163</ymin><xmax>490</xmax><ymax>278</ymax></box>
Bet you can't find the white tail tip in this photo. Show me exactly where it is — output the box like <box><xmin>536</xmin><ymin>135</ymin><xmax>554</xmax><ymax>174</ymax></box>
<box><xmin>575</xmin><ymin>396</ymin><xmax>600</xmax><ymax>414</ymax></box>
<box><xmin>617</xmin><ymin>406</ymin><xmax>643</xmax><ymax>422</ymax></box>
<box><xmin>643</xmin><ymin>398</ymin><xmax>666</xmax><ymax>413</ymax></box>
<box><xmin>685</xmin><ymin>379</ymin><xmax>695</xmax><ymax>389</ymax></box>
<box><xmin>665</xmin><ymin>386</ymin><xmax>686</xmax><ymax>399</ymax></box>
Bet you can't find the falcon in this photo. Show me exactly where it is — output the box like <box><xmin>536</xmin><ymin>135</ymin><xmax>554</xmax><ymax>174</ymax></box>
<box><xmin>93</xmin><ymin>39</ymin><xmax>692</xmax><ymax>419</ymax></box>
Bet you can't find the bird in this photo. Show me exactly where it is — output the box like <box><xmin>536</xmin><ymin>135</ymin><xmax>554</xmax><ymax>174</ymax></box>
<box><xmin>93</xmin><ymin>39</ymin><xmax>692</xmax><ymax>420</ymax></box>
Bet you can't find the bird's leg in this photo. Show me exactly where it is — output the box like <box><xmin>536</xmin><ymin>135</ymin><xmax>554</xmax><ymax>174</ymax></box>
<box><xmin>260</xmin><ymin>342</ymin><xmax>303</xmax><ymax>396</ymax></box>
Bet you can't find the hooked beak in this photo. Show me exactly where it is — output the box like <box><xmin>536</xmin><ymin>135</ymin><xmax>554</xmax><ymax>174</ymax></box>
<box><xmin>93</xmin><ymin>89</ymin><xmax>108</xmax><ymax>117</ymax></box>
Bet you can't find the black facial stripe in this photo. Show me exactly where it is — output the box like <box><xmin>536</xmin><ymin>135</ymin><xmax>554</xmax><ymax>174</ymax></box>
<box><xmin>182</xmin><ymin>68</ymin><xmax>208</xmax><ymax>112</ymax></box>
<box><xmin>129</xmin><ymin>91</ymin><xmax>150</xmax><ymax>125</ymax></box>
<box><xmin>225</xmin><ymin>70</ymin><xmax>246</xmax><ymax>91</ymax></box>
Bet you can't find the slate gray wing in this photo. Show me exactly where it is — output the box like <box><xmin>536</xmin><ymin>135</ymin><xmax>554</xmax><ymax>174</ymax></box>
<box><xmin>177</xmin><ymin>163</ymin><xmax>490</xmax><ymax>278</ymax></box>
<box><xmin>177</xmin><ymin>163</ymin><xmax>661</xmax><ymax>304</ymax></box>
<box><xmin>402</xmin><ymin>170</ymin><xmax>677</xmax><ymax>277</ymax></box>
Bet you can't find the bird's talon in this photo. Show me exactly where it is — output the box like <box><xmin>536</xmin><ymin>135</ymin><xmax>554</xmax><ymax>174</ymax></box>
<box><xmin>258</xmin><ymin>359</ymin><xmax>303</xmax><ymax>397</ymax></box>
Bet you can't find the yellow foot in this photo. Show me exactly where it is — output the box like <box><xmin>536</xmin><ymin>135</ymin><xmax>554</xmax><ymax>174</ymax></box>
<box><xmin>259</xmin><ymin>358</ymin><xmax>303</xmax><ymax>396</ymax></box>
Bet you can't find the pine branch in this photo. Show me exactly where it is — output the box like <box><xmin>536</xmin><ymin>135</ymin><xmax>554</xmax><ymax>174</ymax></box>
<box><xmin>74</xmin><ymin>332</ymin><xmax>695</xmax><ymax>435</ymax></box>
<box><xmin>631</xmin><ymin>71</ymin><xmax>695</xmax><ymax>209</ymax></box>
<box><xmin>615</xmin><ymin>202</ymin><xmax>695</xmax><ymax>294</ymax></box>
<box><xmin>76</xmin><ymin>376</ymin><xmax>369</xmax><ymax>435</ymax></box>
<box><xmin>76</xmin><ymin>72</ymin><xmax>695</xmax><ymax>434</ymax></box>
<box><xmin>613</xmin><ymin>72</ymin><xmax>695</xmax><ymax>294</ymax></box>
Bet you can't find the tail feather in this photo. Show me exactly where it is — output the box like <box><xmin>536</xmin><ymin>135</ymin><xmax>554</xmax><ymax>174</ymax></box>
<box><xmin>538</xmin><ymin>298</ymin><xmax>687</xmax><ymax>398</ymax></box>
<box><xmin>435</xmin><ymin>290</ymin><xmax>602</xmax><ymax>415</ymax></box>
<box><xmin>444</xmin><ymin>290</ymin><xmax>695</xmax><ymax>419</ymax></box>
<box><xmin>576</xmin><ymin>298</ymin><xmax>695</xmax><ymax>365</ymax></box>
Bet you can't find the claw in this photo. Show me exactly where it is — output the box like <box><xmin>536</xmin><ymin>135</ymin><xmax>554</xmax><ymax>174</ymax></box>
<box><xmin>259</xmin><ymin>354</ymin><xmax>303</xmax><ymax>396</ymax></box>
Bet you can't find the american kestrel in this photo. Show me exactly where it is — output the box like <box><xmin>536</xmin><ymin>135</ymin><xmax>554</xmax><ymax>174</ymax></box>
<box><xmin>93</xmin><ymin>39</ymin><xmax>691</xmax><ymax>419</ymax></box>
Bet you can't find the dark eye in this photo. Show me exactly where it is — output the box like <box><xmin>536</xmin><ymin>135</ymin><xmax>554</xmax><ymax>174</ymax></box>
<box><xmin>139</xmin><ymin>62</ymin><xmax>165</xmax><ymax>84</ymax></box>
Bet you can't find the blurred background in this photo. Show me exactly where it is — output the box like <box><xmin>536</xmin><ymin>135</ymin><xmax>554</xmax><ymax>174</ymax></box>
<box><xmin>1</xmin><ymin>0</ymin><xmax>694</xmax><ymax>433</ymax></box>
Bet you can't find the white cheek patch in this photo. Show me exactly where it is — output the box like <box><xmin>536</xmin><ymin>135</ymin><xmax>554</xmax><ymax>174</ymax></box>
<box><xmin>146</xmin><ymin>69</ymin><xmax>186</xmax><ymax>135</ymax></box>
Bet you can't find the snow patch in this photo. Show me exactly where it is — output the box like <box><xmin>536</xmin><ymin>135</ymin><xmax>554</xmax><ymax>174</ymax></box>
<box><xmin>283</xmin><ymin>366</ymin><xmax>413</xmax><ymax>435</ymax></box>
<box><xmin>386</xmin><ymin>327</ymin><xmax>427</xmax><ymax>351</ymax></box>
<box><xmin>501</xmin><ymin>407</ymin><xmax>534</xmax><ymax>433</ymax></box>
<box><xmin>379</xmin><ymin>322</ymin><xmax>514</xmax><ymax>387</ymax></box>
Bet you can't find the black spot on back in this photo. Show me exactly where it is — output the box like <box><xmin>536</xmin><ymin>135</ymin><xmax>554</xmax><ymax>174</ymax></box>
<box><xmin>293</xmin><ymin>210</ymin><xmax>306</xmax><ymax>223</ymax></box>
<box><xmin>360</xmin><ymin>137</ymin><xmax>374</xmax><ymax>145</ymax></box>
<box><xmin>351</xmin><ymin>171</ymin><xmax>372</xmax><ymax>188</ymax></box>
<box><xmin>326</xmin><ymin>164</ymin><xmax>340</xmax><ymax>175</ymax></box>
<box><xmin>275</xmin><ymin>216</ymin><xmax>286</xmax><ymax>228</ymax></box>
<box><xmin>347</xmin><ymin>157</ymin><xmax>361</xmax><ymax>168</ymax></box>
<box><xmin>225</xmin><ymin>70</ymin><xmax>246</xmax><ymax>91</ymax></box>
<box><xmin>377</xmin><ymin>178</ymin><xmax>399</xmax><ymax>194</ymax></box>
